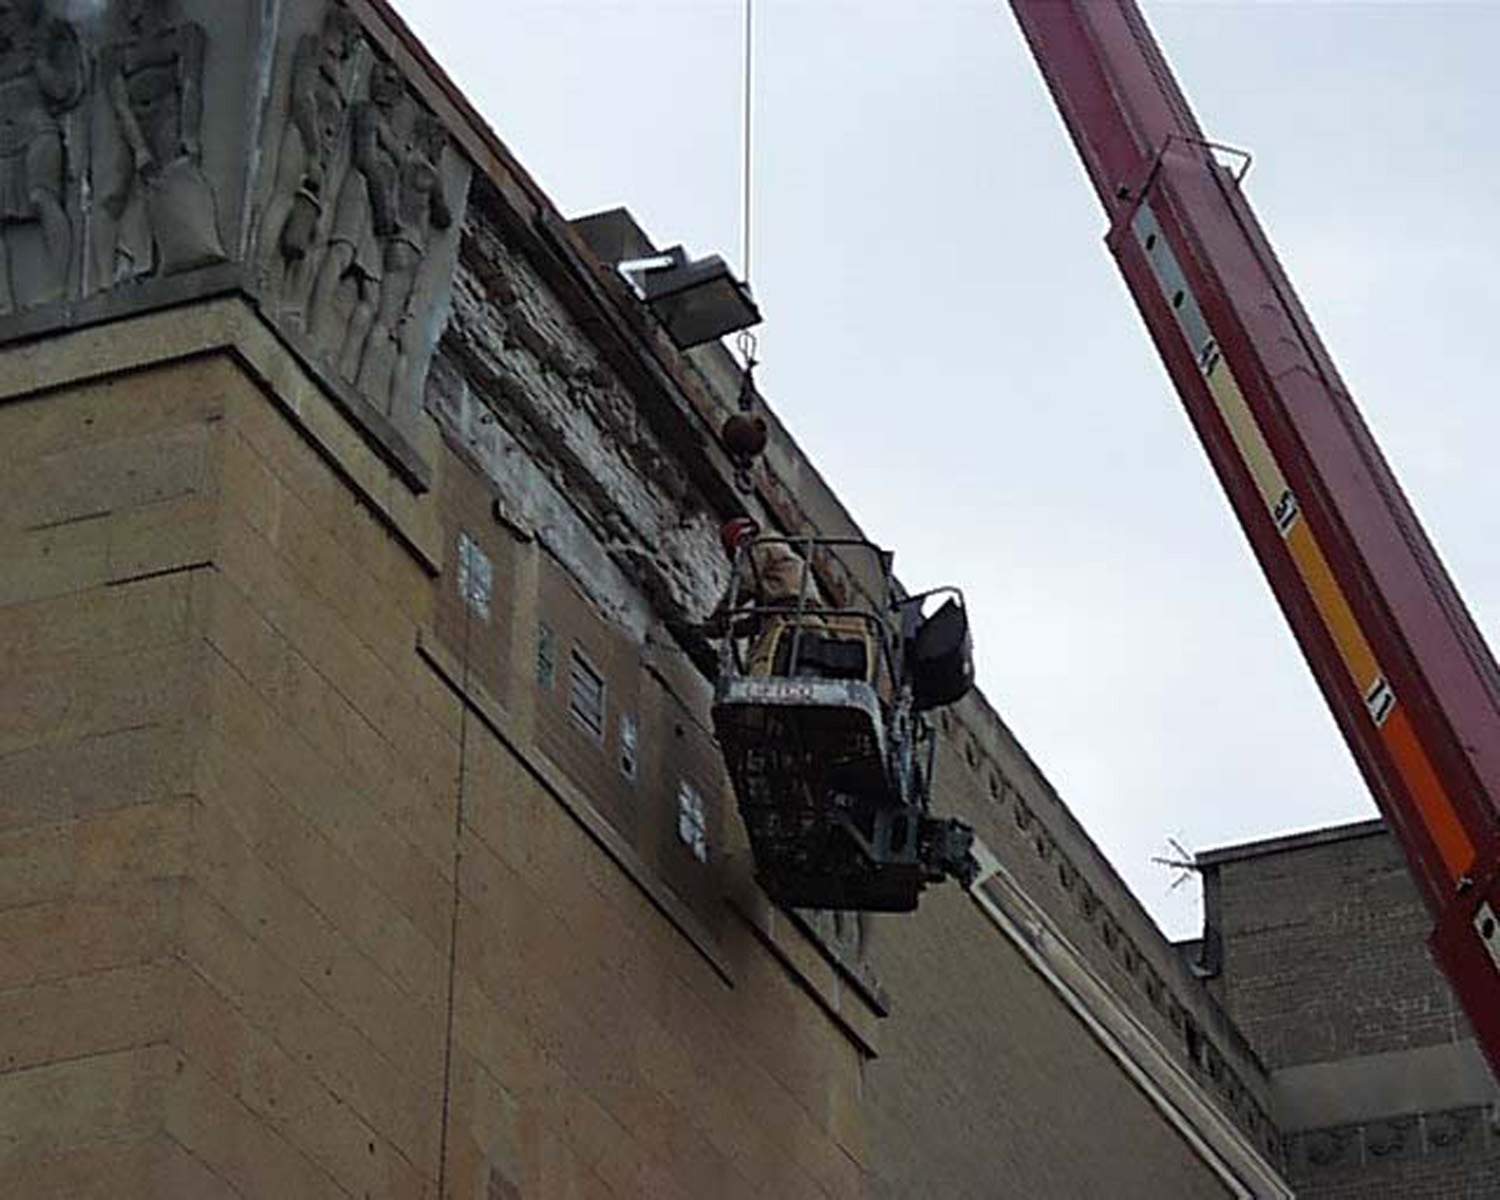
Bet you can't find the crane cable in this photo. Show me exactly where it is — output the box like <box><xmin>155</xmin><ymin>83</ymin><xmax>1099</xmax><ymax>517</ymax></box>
<box><xmin>724</xmin><ymin>0</ymin><xmax>764</xmax><ymax>495</ymax></box>
<box><xmin>737</xmin><ymin>0</ymin><xmax>758</xmax><ymax>372</ymax></box>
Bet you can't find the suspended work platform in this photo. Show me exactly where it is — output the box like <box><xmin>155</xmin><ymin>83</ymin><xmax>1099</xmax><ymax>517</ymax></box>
<box><xmin>710</xmin><ymin>537</ymin><xmax>978</xmax><ymax>912</ymax></box>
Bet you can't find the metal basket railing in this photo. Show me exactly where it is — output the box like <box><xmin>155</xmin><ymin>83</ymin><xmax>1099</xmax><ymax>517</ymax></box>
<box><xmin>717</xmin><ymin>536</ymin><xmax>902</xmax><ymax>693</ymax></box>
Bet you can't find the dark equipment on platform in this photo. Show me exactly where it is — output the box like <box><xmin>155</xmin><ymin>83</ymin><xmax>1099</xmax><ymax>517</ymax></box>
<box><xmin>710</xmin><ymin>537</ymin><xmax>977</xmax><ymax>912</ymax></box>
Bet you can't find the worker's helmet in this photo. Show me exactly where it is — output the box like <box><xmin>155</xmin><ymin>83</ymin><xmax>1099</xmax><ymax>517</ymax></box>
<box><xmin>720</xmin><ymin>516</ymin><xmax>760</xmax><ymax>556</ymax></box>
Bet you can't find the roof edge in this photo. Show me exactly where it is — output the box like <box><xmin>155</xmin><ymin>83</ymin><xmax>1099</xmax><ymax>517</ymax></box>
<box><xmin>1196</xmin><ymin>818</ymin><xmax>1387</xmax><ymax>867</ymax></box>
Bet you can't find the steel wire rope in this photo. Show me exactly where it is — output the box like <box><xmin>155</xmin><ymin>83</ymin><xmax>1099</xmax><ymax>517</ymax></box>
<box><xmin>738</xmin><ymin>0</ymin><xmax>758</xmax><ymax>370</ymax></box>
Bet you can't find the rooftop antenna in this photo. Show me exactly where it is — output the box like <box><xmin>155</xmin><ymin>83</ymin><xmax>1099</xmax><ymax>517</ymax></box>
<box><xmin>1152</xmin><ymin>837</ymin><xmax>1200</xmax><ymax>893</ymax></box>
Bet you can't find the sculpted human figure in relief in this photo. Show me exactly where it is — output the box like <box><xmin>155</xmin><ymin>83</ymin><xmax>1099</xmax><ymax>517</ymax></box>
<box><xmin>356</xmin><ymin>109</ymin><xmax>453</xmax><ymax>410</ymax></box>
<box><xmin>307</xmin><ymin>57</ymin><xmax>409</xmax><ymax>381</ymax></box>
<box><xmin>100</xmin><ymin>0</ymin><xmax>226</xmax><ymax>283</ymax></box>
<box><xmin>260</xmin><ymin>5</ymin><xmax>362</xmax><ymax>320</ymax></box>
<box><xmin>0</xmin><ymin>0</ymin><xmax>83</xmax><ymax>313</ymax></box>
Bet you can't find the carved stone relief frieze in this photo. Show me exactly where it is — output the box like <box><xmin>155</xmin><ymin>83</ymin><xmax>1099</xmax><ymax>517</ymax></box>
<box><xmin>0</xmin><ymin>0</ymin><xmax>263</xmax><ymax>315</ymax></box>
<box><xmin>1423</xmin><ymin>1106</ymin><xmax>1480</xmax><ymax>1155</ymax></box>
<box><xmin>88</xmin><ymin>0</ymin><xmax>261</xmax><ymax>294</ymax></box>
<box><xmin>0</xmin><ymin>0</ymin><xmax>84</xmax><ymax>314</ymax></box>
<box><xmin>1288</xmin><ymin>1106</ymin><xmax>1491</xmax><ymax>1179</ymax></box>
<box><xmin>257</xmin><ymin>5</ymin><xmax>361</xmax><ymax>317</ymax></box>
<box><xmin>1365</xmin><ymin>1116</ymin><xmax>1418</xmax><ymax>1161</ymax></box>
<box><xmin>254</xmin><ymin>1</ymin><xmax>470</xmax><ymax>433</ymax></box>
<box><xmin>96</xmin><ymin>0</ymin><xmax>226</xmax><ymax>284</ymax></box>
<box><xmin>0</xmin><ymin>0</ymin><xmax>473</xmax><ymax>487</ymax></box>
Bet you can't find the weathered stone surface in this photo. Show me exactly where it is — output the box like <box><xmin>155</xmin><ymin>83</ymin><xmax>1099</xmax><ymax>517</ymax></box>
<box><xmin>257</xmin><ymin>3</ymin><xmax>469</xmax><ymax>435</ymax></box>
<box><xmin>0</xmin><ymin>0</ymin><xmax>473</xmax><ymax>489</ymax></box>
<box><xmin>430</xmin><ymin>209</ymin><xmax>728</xmax><ymax>638</ymax></box>
<box><xmin>0</xmin><ymin>6</ymin><xmax>1328</xmax><ymax>1199</ymax></box>
<box><xmin>0</xmin><ymin>0</ymin><xmax>86</xmax><ymax>313</ymax></box>
<box><xmin>94</xmin><ymin>0</ymin><xmax>234</xmax><ymax>286</ymax></box>
<box><xmin>255</xmin><ymin>6</ymin><xmax>363</xmax><ymax>318</ymax></box>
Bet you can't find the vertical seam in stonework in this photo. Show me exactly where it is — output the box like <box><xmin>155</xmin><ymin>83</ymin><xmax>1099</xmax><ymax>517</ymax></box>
<box><xmin>436</xmin><ymin>591</ymin><xmax>474</xmax><ymax>1198</ymax></box>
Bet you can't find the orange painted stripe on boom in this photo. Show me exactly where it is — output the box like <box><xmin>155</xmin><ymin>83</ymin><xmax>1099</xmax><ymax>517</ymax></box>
<box><xmin>1385</xmin><ymin>707</ymin><xmax>1477</xmax><ymax>881</ymax></box>
<box><xmin>1284</xmin><ymin>515</ymin><xmax>1476</xmax><ymax>878</ymax></box>
<box><xmin>1133</xmin><ymin>203</ymin><xmax>1476</xmax><ymax>881</ymax></box>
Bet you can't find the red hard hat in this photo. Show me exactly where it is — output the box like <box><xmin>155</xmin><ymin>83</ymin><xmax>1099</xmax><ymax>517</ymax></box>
<box><xmin>720</xmin><ymin>516</ymin><xmax>760</xmax><ymax>556</ymax></box>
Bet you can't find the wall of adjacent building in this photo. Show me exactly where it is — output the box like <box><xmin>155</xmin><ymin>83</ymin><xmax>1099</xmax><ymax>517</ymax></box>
<box><xmin>1203</xmin><ymin>822</ymin><xmax>1500</xmax><ymax>1198</ymax></box>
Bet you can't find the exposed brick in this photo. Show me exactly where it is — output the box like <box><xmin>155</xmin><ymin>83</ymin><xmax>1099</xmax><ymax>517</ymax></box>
<box><xmin>1211</xmin><ymin>831</ymin><xmax>1460</xmax><ymax>1068</ymax></box>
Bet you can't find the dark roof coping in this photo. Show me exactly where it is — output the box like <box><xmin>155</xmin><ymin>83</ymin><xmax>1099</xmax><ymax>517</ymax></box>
<box><xmin>1195</xmin><ymin>817</ymin><xmax>1387</xmax><ymax>867</ymax></box>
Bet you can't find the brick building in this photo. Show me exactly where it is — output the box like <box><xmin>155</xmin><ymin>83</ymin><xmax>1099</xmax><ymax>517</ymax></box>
<box><xmin>1197</xmin><ymin>822</ymin><xmax>1500</xmax><ymax>1197</ymax></box>
<box><xmin>0</xmin><ymin>1</ymin><xmax>1488</xmax><ymax>1196</ymax></box>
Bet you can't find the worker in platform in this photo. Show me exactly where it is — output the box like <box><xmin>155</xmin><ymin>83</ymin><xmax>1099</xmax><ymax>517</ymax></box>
<box><xmin>707</xmin><ymin>516</ymin><xmax>822</xmax><ymax>677</ymax></box>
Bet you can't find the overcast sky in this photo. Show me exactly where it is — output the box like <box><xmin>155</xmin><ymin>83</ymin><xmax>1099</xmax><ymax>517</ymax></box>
<box><xmin>402</xmin><ymin>0</ymin><xmax>1500</xmax><ymax>940</ymax></box>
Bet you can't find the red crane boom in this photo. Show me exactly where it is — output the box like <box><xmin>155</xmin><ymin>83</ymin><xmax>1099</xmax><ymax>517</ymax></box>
<box><xmin>1009</xmin><ymin>0</ymin><xmax>1500</xmax><ymax>1077</ymax></box>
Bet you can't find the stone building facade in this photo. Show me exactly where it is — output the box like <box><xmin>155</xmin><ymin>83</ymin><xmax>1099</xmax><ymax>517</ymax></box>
<box><xmin>0</xmin><ymin>1</ymin><xmax>1483</xmax><ymax>1197</ymax></box>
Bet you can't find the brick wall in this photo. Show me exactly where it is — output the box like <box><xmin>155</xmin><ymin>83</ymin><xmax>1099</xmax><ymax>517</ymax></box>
<box><xmin>1206</xmin><ymin>823</ymin><xmax>1500</xmax><ymax>1198</ymax></box>
<box><xmin>1208</xmin><ymin>826</ymin><xmax>1462</xmax><ymax>1068</ymax></box>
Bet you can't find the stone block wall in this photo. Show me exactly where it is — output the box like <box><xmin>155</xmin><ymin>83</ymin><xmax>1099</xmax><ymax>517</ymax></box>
<box><xmin>862</xmin><ymin>881</ymin><xmax>1241</xmax><ymax>1199</ymax></box>
<box><xmin>0</xmin><ymin>359</ymin><xmax>220</xmax><ymax>1194</ymax></box>
<box><xmin>0</xmin><ymin>2</ymin><xmax>1298</xmax><ymax>1196</ymax></box>
<box><xmin>923</xmin><ymin>698</ymin><xmax>1280</xmax><ymax>1162</ymax></box>
<box><xmin>0</xmin><ymin>345</ymin><xmax>877</xmax><ymax>1197</ymax></box>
